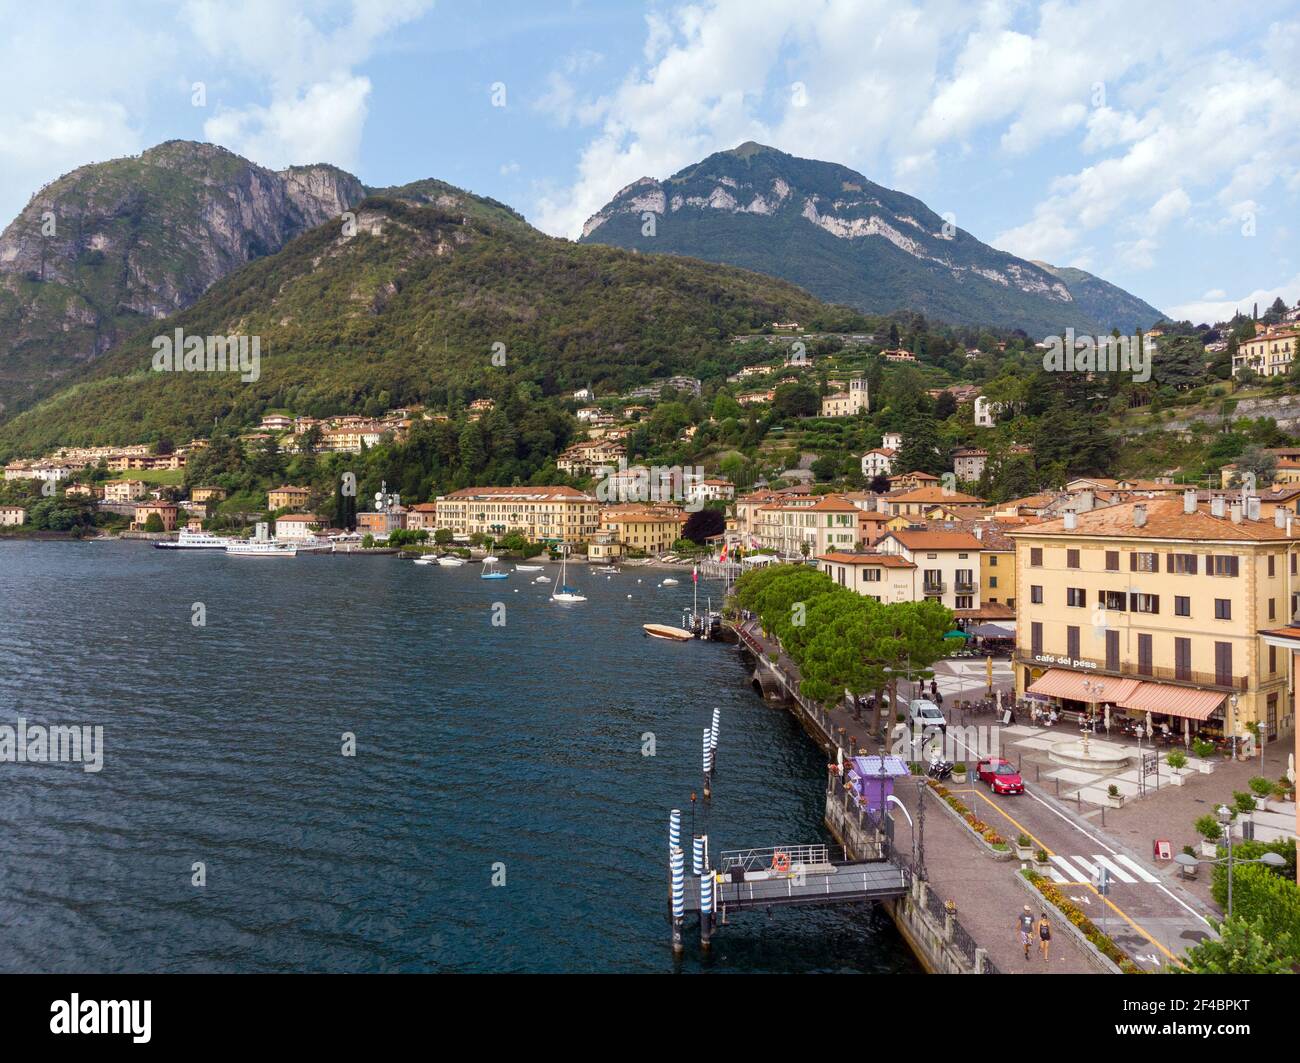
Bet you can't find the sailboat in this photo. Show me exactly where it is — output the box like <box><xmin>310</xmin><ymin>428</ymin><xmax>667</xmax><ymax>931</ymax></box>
<box><xmin>481</xmin><ymin>557</ymin><xmax>509</xmax><ymax>580</ymax></box>
<box><xmin>550</xmin><ymin>548</ymin><xmax>586</xmax><ymax>603</ymax></box>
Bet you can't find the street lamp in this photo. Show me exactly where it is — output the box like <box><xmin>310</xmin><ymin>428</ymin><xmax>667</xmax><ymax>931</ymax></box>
<box><xmin>1081</xmin><ymin>678</ymin><xmax>1105</xmax><ymax>757</ymax></box>
<box><xmin>1229</xmin><ymin>693</ymin><xmax>1240</xmax><ymax>761</ymax></box>
<box><xmin>1173</xmin><ymin>841</ymin><xmax>1285</xmax><ymax>919</ymax></box>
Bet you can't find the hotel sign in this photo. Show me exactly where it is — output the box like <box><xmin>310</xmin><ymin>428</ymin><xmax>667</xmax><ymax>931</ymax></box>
<box><xmin>1033</xmin><ymin>654</ymin><xmax>1099</xmax><ymax>670</ymax></box>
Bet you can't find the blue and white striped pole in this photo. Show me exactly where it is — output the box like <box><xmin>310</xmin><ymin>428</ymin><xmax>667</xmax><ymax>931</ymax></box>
<box><xmin>692</xmin><ymin>835</ymin><xmax>704</xmax><ymax>876</ymax></box>
<box><xmin>669</xmin><ymin>808</ymin><xmax>681</xmax><ymax>854</ymax></box>
<box><xmin>670</xmin><ymin>844</ymin><xmax>685</xmax><ymax>955</ymax></box>
<box><xmin>710</xmin><ymin>707</ymin><xmax>720</xmax><ymax>756</ymax></box>
<box><xmin>700</xmin><ymin>861</ymin><xmax>715</xmax><ymax>950</ymax></box>
<box><xmin>703</xmin><ymin>727</ymin><xmax>714</xmax><ymax>775</ymax></box>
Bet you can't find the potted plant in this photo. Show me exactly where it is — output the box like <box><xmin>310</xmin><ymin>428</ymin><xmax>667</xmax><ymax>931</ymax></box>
<box><xmin>1106</xmin><ymin>783</ymin><xmax>1125</xmax><ymax>809</ymax></box>
<box><xmin>1033</xmin><ymin>848</ymin><xmax>1051</xmax><ymax>871</ymax></box>
<box><xmin>1274</xmin><ymin>778</ymin><xmax>1296</xmax><ymax>805</ymax></box>
<box><xmin>1232</xmin><ymin>791</ymin><xmax>1256</xmax><ymax>824</ymax></box>
<box><xmin>1166</xmin><ymin>749</ymin><xmax>1188</xmax><ymax>785</ymax></box>
<box><xmin>950</xmin><ymin>762</ymin><xmax>967</xmax><ymax>780</ymax></box>
<box><xmin>1192</xmin><ymin>739</ymin><xmax>1216</xmax><ymax>772</ymax></box>
<box><xmin>1194</xmin><ymin>814</ymin><xmax>1223</xmax><ymax>858</ymax></box>
<box><xmin>1015</xmin><ymin>833</ymin><xmax>1035</xmax><ymax>861</ymax></box>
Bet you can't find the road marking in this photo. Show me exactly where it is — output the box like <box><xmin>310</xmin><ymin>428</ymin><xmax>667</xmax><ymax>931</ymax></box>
<box><xmin>1114</xmin><ymin>854</ymin><xmax>1160</xmax><ymax>883</ymax></box>
<box><xmin>1093</xmin><ymin>854</ymin><xmax>1138</xmax><ymax>884</ymax></box>
<box><xmin>1049</xmin><ymin>855</ymin><xmax>1091</xmax><ymax>882</ymax></box>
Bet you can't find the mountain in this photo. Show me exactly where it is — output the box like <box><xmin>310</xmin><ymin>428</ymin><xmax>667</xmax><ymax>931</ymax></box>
<box><xmin>0</xmin><ymin>192</ymin><xmax>831</xmax><ymax>457</ymax></box>
<box><xmin>1030</xmin><ymin>261</ymin><xmax>1165</xmax><ymax>335</ymax></box>
<box><xmin>0</xmin><ymin>141</ymin><xmax>365</xmax><ymax>418</ymax></box>
<box><xmin>579</xmin><ymin>142</ymin><xmax>1163</xmax><ymax>337</ymax></box>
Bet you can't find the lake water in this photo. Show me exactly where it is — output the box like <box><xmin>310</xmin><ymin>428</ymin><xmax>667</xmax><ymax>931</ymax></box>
<box><xmin>0</xmin><ymin>540</ymin><xmax>917</xmax><ymax>973</ymax></box>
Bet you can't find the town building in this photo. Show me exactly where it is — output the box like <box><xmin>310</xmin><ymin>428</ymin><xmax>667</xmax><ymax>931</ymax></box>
<box><xmin>881</xmin><ymin>431</ymin><xmax>903</xmax><ymax>452</ymax></box>
<box><xmin>816</xmin><ymin>551</ymin><xmax>916</xmax><ymax>603</ymax></box>
<box><xmin>275</xmin><ymin>514</ymin><xmax>325</xmax><ymax>540</ymax></box>
<box><xmin>131</xmin><ymin>501</ymin><xmax>178</xmax><ymax>532</ymax></box>
<box><xmin>860</xmin><ymin>447</ymin><xmax>896</xmax><ymax>478</ymax></box>
<box><xmin>1010</xmin><ymin>493</ymin><xmax>1299</xmax><ymax>744</ymax></box>
<box><xmin>886</xmin><ymin>486</ymin><xmax>987</xmax><ymax>518</ymax></box>
<box><xmin>597</xmin><ymin>506</ymin><xmax>687</xmax><ymax>554</ymax></box>
<box><xmin>0</xmin><ymin>505</ymin><xmax>26</xmax><ymax>526</ymax></box>
<box><xmin>190</xmin><ymin>486</ymin><xmax>228</xmax><ymax>503</ymax></box>
<box><xmin>820</xmin><ymin>376</ymin><xmax>868</xmax><ymax>417</ymax></box>
<box><xmin>433</xmin><ymin>486</ymin><xmax>599</xmax><ymax>544</ymax></box>
<box><xmin>876</xmin><ymin>529</ymin><xmax>984</xmax><ymax>612</ymax></box>
<box><xmin>1233</xmin><ymin>326</ymin><xmax>1300</xmax><ymax>377</ymax></box>
<box><xmin>268</xmin><ymin>485</ymin><xmax>310</xmax><ymax>511</ymax></box>
<box><xmin>557</xmin><ymin>439</ymin><xmax>626</xmax><ymax>478</ymax></box>
<box><xmin>952</xmin><ymin>447</ymin><xmax>989</xmax><ymax>482</ymax></box>
<box><xmin>404</xmin><ymin>502</ymin><xmax>439</xmax><ymax>531</ymax></box>
<box><xmin>753</xmin><ymin>495</ymin><xmax>861</xmax><ymax>557</ymax></box>
<box><xmin>103</xmin><ymin>479</ymin><xmax>147</xmax><ymax>503</ymax></box>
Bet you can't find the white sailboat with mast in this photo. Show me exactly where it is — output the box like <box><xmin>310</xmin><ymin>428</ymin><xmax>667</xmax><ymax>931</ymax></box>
<box><xmin>550</xmin><ymin>545</ymin><xmax>586</xmax><ymax>603</ymax></box>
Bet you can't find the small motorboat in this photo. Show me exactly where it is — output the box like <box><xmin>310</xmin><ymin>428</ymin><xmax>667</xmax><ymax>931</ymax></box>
<box><xmin>534</xmin><ymin>575</ymin><xmax>551</xmax><ymax>583</ymax></box>
<box><xmin>661</xmin><ymin>578</ymin><xmax>680</xmax><ymax>586</ymax></box>
<box><xmin>515</xmin><ymin>564</ymin><xmax>544</xmax><ymax>572</ymax></box>
<box><xmin>413</xmin><ymin>555</ymin><xmax>438</xmax><ymax>565</ymax></box>
<box><xmin>643</xmin><ymin>623</ymin><xmax>694</xmax><ymax>642</ymax></box>
<box><xmin>594</xmin><ymin>565</ymin><xmax>621</xmax><ymax>574</ymax></box>
<box><xmin>437</xmin><ymin>556</ymin><xmax>465</xmax><ymax>567</ymax></box>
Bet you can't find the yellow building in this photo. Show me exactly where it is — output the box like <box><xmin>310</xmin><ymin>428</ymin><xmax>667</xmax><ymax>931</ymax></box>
<box><xmin>1011</xmin><ymin>493</ymin><xmax>1299</xmax><ymax>742</ymax></box>
<box><xmin>1234</xmin><ymin>326</ymin><xmax>1300</xmax><ymax>377</ymax></box>
<box><xmin>268</xmin><ymin>485</ymin><xmax>310</xmax><ymax>511</ymax></box>
<box><xmin>434</xmin><ymin>486</ymin><xmax>598</xmax><ymax>544</ymax></box>
<box><xmin>103</xmin><ymin>479</ymin><xmax>147</xmax><ymax>503</ymax></box>
<box><xmin>598</xmin><ymin>505</ymin><xmax>687</xmax><ymax>554</ymax></box>
<box><xmin>191</xmin><ymin>486</ymin><xmax>228</xmax><ymax>503</ymax></box>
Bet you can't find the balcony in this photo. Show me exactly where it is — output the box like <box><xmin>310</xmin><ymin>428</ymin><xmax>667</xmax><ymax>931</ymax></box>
<box><xmin>922</xmin><ymin>581</ymin><xmax>946</xmax><ymax>596</ymax></box>
<box><xmin>1011</xmin><ymin>649</ymin><xmax>1248</xmax><ymax>692</ymax></box>
<box><xmin>954</xmin><ymin>578</ymin><xmax>976</xmax><ymax>593</ymax></box>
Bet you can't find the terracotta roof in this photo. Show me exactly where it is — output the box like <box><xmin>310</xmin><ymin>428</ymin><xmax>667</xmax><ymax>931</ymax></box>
<box><xmin>808</xmin><ymin>495</ymin><xmax>860</xmax><ymax>512</ymax></box>
<box><xmin>888</xmin><ymin>486</ymin><xmax>986</xmax><ymax>504</ymax></box>
<box><xmin>1012</xmin><ymin>497</ymin><xmax>1300</xmax><ymax>541</ymax></box>
<box><xmin>444</xmin><ymin>486</ymin><xmax>595</xmax><ymax>501</ymax></box>
<box><xmin>277</xmin><ymin>513</ymin><xmax>322</xmax><ymax>523</ymax></box>
<box><xmin>884</xmin><ymin>529</ymin><xmax>985</xmax><ymax>551</ymax></box>
<box><xmin>890</xmin><ymin>471</ymin><xmax>940</xmax><ymax>481</ymax></box>
<box><xmin>817</xmin><ymin>552</ymin><xmax>915</xmax><ymax>568</ymax></box>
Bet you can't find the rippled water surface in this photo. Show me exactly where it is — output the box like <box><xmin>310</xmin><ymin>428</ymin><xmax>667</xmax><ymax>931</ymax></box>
<box><xmin>0</xmin><ymin>540</ymin><xmax>918</xmax><ymax>973</ymax></box>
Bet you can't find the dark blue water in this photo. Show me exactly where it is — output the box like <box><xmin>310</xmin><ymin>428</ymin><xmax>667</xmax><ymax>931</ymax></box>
<box><xmin>0</xmin><ymin>540</ymin><xmax>917</xmax><ymax>973</ymax></box>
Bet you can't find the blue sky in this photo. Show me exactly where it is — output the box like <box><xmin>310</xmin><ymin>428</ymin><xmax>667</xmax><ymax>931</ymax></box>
<box><xmin>3</xmin><ymin>0</ymin><xmax>1299</xmax><ymax>323</ymax></box>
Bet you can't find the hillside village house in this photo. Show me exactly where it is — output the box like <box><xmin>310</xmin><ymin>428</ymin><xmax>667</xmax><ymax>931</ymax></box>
<box><xmin>688</xmin><ymin>478</ymin><xmax>736</xmax><ymax>503</ymax></box>
<box><xmin>103</xmin><ymin>479</ymin><xmax>147</xmax><ymax>503</ymax></box>
<box><xmin>1233</xmin><ymin>325</ymin><xmax>1300</xmax><ymax>377</ymax></box>
<box><xmin>886</xmin><ymin>486</ymin><xmax>987</xmax><ymax>518</ymax></box>
<box><xmin>952</xmin><ymin>448</ymin><xmax>989</xmax><ymax>482</ymax></box>
<box><xmin>817</xmin><ymin>551</ymin><xmax>916</xmax><ymax>603</ymax></box>
<box><xmin>63</xmin><ymin>482</ymin><xmax>102</xmax><ymax>499</ymax></box>
<box><xmin>405</xmin><ymin>503</ymin><xmax>439</xmax><ymax>531</ymax></box>
<box><xmin>357</xmin><ymin>507</ymin><xmax>406</xmax><ymax>537</ymax></box>
<box><xmin>3</xmin><ymin>462</ymin><xmax>74</xmax><ymax>484</ymax></box>
<box><xmin>268</xmin><ymin>485</ymin><xmax>310</xmax><ymax>511</ymax></box>
<box><xmin>876</xmin><ymin>529</ymin><xmax>984</xmax><ymax>612</ymax></box>
<box><xmin>434</xmin><ymin>486</ymin><xmax>598</xmax><ymax>544</ymax></box>
<box><xmin>753</xmin><ymin>495</ymin><xmax>861</xmax><ymax>557</ymax></box>
<box><xmin>882</xmin><ymin>431</ymin><xmax>903</xmax><ymax>452</ymax></box>
<box><xmin>860</xmin><ymin>447</ymin><xmax>896</xmax><ymax>478</ymax></box>
<box><xmin>1011</xmin><ymin>494</ymin><xmax>1300</xmax><ymax>745</ymax></box>
<box><xmin>0</xmin><ymin>505</ymin><xmax>26</xmax><ymax>526</ymax></box>
<box><xmin>888</xmin><ymin>470</ymin><xmax>939</xmax><ymax>492</ymax></box>
<box><xmin>820</xmin><ymin>376</ymin><xmax>868</xmax><ymax>417</ymax></box>
<box><xmin>190</xmin><ymin>486</ymin><xmax>228</xmax><ymax>503</ymax></box>
<box><xmin>259</xmin><ymin>414</ymin><xmax>294</xmax><ymax>431</ymax></box>
<box><xmin>557</xmin><ymin>439</ymin><xmax>625</xmax><ymax>477</ymax></box>
<box><xmin>131</xmin><ymin>501</ymin><xmax>178</xmax><ymax>532</ymax></box>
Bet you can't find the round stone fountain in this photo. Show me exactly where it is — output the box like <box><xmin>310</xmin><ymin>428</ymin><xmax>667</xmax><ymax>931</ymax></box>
<box><xmin>1047</xmin><ymin>739</ymin><xmax>1134</xmax><ymax>770</ymax></box>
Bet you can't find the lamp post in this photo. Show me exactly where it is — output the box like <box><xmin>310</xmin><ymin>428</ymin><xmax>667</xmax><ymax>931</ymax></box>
<box><xmin>1081</xmin><ymin>678</ymin><xmax>1105</xmax><ymax>758</ymax></box>
<box><xmin>1173</xmin><ymin>846</ymin><xmax>1285</xmax><ymax>919</ymax></box>
<box><xmin>1229</xmin><ymin>693</ymin><xmax>1240</xmax><ymax>761</ymax></box>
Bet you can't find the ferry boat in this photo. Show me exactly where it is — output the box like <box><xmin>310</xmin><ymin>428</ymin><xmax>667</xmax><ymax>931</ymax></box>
<box><xmin>226</xmin><ymin>522</ymin><xmax>297</xmax><ymax>557</ymax></box>
<box><xmin>154</xmin><ymin>530</ymin><xmax>232</xmax><ymax>550</ymax></box>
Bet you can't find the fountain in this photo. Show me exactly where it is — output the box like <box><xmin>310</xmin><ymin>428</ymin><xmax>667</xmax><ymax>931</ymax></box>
<box><xmin>1046</xmin><ymin>678</ymin><xmax>1135</xmax><ymax>770</ymax></box>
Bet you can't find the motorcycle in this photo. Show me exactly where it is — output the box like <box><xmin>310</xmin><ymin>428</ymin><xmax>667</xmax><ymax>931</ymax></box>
<box><xmin>926</xmin><ymin>756</ymin><xmax>954</xmax><ymax>781</ymax></box>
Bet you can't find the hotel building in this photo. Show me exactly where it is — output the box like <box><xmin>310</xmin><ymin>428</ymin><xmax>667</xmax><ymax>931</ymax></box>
<box><xmin>433</xmin><ymin>486</ymin><xmax>598</xmax><ymax>544</ymax></box>
<box><xmin>1011</xmin><ymin>493</ymin><xmax>1299</xmax><ymax>743</ymax></box>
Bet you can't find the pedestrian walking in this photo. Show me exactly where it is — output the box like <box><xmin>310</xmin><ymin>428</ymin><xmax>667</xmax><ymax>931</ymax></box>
<box><xmin>1018</xmin><ymin>904</ymin><xmax>1034</xmax><ymax>960</ymax></box>
<box><xmin>1038</xmin><ymin>912</ymin><xmax>1052</xmax><ymax>961</ymax></box>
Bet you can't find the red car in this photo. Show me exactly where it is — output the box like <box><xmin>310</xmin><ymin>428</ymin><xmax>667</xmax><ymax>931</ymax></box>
<box><xmin>976</xmin><ymin>757</ymin><xmax>1024</xmax><ymax>795</ymax></box>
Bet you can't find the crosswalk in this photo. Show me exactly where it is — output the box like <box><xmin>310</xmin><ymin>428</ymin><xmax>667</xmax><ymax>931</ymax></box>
<box><xmin>1045</xmin><ymin>853</ymin><xmax>1160</xmax><ymax>885</ymax></box>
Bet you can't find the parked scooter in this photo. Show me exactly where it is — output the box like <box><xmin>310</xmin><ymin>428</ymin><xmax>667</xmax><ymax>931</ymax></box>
<box><xmin>926</xmin><ymin>755</ymin><xmax>954</xmax><ymax>780</ymax></box>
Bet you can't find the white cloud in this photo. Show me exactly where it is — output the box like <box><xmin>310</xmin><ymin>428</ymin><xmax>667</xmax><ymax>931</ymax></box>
<box><xmin>1167</xmin><ymin>276</ymin><xmax>1300</xmax><ymax>324</ymax></box>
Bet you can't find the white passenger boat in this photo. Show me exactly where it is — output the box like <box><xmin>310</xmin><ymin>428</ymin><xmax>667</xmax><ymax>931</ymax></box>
<box><xmin>226</xmin><ymin>522</ymin><xmax>297</xmax><ymax>557</ymax></box>
<box><xmin>154</xmin><ymin>530</ymin><xmax>232</xmax><ymax>550</ymax></box>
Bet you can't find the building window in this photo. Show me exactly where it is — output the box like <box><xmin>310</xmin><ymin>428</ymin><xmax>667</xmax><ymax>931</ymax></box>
<box><xmin>1105</xmin><ymin>629</ymin><xmax>1119</xmax><ymax>672</ymax></box>
<box><xmin>1130</xmin><ymin>551</ymin><xmax>1158</xmax><ymax>573</ymax></box>
<box><xmin>1066</xmin><ymin>549</ymin><xmax>1080</xmax><ymax>569</ymax></box>
<box><xmin>956</xmin><ymin>596</ymin><xmax>973</xmax><ymax>609</ymax></box>
<box><xmin>1031</xmin><ymin>622</ymin><xmax>1043</xmax><ymax>656</ymax></box>
<box><xmin>1174</xmin><ymin>596</ymin><xmax>1190</xmax><ymax>617</ymax></box>
<box><xmin>1029</xmin><ymin>547</ymin><xmax>1043</xmax><ymax>566</ymax></box>
<box><xmin>1067</xmin><ymin>626</ymin><xmax>1080</xmax><ymax>659</ymax></box>
<box><xmin>1268</xmin><ymin>555</ymin><xmax>1276</xmax><ymax>578</ymax></box>
<box><xmin>1067</xmin><ymin>587</ymin><xmax>1086</xmax><ymax>607</ymax></box>
<box><xmin>1208</xmin><ymin>555</ymin><xmax>1239</xmax><ymax>577</ymax></box>
<box><xmin>1031</xmin><ymin>585</ymin><xmax>1043</xmax><ymax>604</ymax></box>
<box><xmin>989</xmin><ymin>556</ymin><xmax>998</xmax><ymax>567</ymax></box>
<box><xmin>989</xmin><ymin>576</ymin><xmax>998</xmax><ymax>588</ymax></box>
<box><xmin>1105</xmin><ymin>550</ymin><xmax>1119</xmax><ymax>571</ymax></box>
<box><xmin>1099</xmin><ymin>590</ymin><xmax>1126</xmax><ymax>611</ymax></box>
<box><xmin>1175</xmin><ymin>637</ymin><xmax>1191</xmax><ymax>682</ymax></box>
<box><xmin>1167</xmin><ymin>553</ymin><xmax>1198</xmax><ymax>575</ymax></box>
<box><xmin>1214</xmin><ymin>642</ymin><xmax>1233</xmax><ymax>687</ymax></box>
<box><xmin>1269</xmin><ymin>645</ymin><xmax>1278</xmax><ymax>674</ymax></box>
<box><xmin>1138</xmin><ymin>633</ymin><xmax>1152</xmax><ymax>676</ymax></box>
<box><xmin>1130</xmin><ymin>593</ymin><xmax>1160</xmax><ymax>614</ymax></box>
<box><xmin>1214</xmin><ymin>599</ymin><xmax>1231</xmax><ymax>620</ymax></box>
<box><xmin>1269</xmin><ymin>598</ymin><xmax>1276</xmax><ymax>620</ymax></box>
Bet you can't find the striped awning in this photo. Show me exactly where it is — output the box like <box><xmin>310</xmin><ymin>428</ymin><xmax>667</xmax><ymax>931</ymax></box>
<box><xmin>1026</xmin><ymin>669</ymin><xmax>1140</xmax><ymax>703</ymax></box>
<box><xmin>1115</xmin><ymin>682</ymin><xmax>1226</xmax><ymax>721</ymax></box>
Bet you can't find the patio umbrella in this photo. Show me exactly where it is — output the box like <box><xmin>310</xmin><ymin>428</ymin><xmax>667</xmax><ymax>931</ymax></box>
<box><xmin>1145</xmin><ymin>711</ymin><xmax>1154</xmax><ymax>739</ymax></box>
<box><xmin>970</xmin><ymin>623</ymin><xmax>1014</xmax><ymax>638</ymax></box>
<box><xmin>943</xmin><ymin>630</ymin><xmax>967</xmax><ymax>640</ymax></box>
<box><xmin>1104</xmin><ymin>705</ymin><xmax>1111</xmax><ymax>733</ymax></box>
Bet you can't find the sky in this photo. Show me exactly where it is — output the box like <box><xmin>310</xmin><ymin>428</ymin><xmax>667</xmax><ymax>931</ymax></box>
<box><xmin>2</xmin><ymin>0</ymin><xmax>1299</xmax><ymax>323</ymax></box>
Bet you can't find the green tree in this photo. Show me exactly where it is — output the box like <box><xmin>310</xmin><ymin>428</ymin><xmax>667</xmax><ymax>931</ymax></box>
<box><xmin>1176</xmin><ymin>916</ymin><xmax>1292</xmax><ymax>974</ymax></box>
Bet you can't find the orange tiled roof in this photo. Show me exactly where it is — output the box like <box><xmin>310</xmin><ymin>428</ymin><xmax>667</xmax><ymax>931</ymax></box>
<box><xmin>1013</xmin><ymin>497</ymin><xmax>1300</xmax><ymax>541</ymax></box>
<box><xmin>888</xmin><ymin>486</ymin><xmax>986</xmax><ymax>504</ymax></box>
<box><xmin>817</xmin><ymin>552</ymin><xmax>915</xmax><ymax>568</ymax></box>
<box><xmin>885</xmin><ymin>529</ymin><xmax>985</xmax><ymax>551</ymax></box>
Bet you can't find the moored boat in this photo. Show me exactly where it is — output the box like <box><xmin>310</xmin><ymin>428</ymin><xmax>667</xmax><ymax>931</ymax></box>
<box><xmin>642</xmin><ymin>623</ymin><xmax>693</xmax><ymax>642</ymax></box>
<box><xmin>154</xmin><ymin>530</ymin><xmax>232</xmax><ymax>550</ymax></box>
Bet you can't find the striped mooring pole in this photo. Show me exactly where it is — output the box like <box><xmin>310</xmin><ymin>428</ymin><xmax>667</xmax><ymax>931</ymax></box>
<box><xmin>670</xmin><ymin>845</ymin><xmax>685</xmax><ymax>955</ymax></box>
<box><xmin>702</xmin><ymin>727</ymin><xmax>714</xmax><ymax>799</ymax></box>
<box><xmin>692</xmin><ymin>835</ymin><xmax>704</xmax><ymax>876</ymax></box>
<box><xmin>669</xmin><ymin>808</ymin><xmax>681</xmax><ymax>854</ymax></box>
<box><xmin>700</xmin><ymin>866</ymin><xmax>715</xmax><ymax>950</ymax></box>
<box><xmin>710</xmin><ymin>707</ymin><xmax>720</xmax><ymax>762</ymax></box>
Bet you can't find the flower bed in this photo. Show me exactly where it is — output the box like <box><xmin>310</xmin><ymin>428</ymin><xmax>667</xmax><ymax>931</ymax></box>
<box><xmin>1022</xmin><ymin>870</ymin><xmax>1145</xmax><ymax>973</ymax></box>
<box><xmin>928</xmin><ymin>780</ymin><xmax>1010</xmax><ymax>856</ymax></box>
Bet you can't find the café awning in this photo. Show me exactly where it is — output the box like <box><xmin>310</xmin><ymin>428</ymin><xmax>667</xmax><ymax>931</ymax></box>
<box><xmin>1026</xmin><ymin>669</ymin><xmax>1140</xmax><ymax>703</ymax></box>
<box><xmin>1115</xmin><ymin>682</ymin><xmax>1226</xmax><ymax>721</ymax></box>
